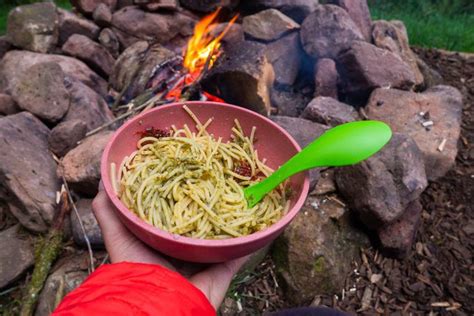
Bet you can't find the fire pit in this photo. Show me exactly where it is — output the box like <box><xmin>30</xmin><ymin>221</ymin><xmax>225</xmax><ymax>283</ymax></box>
<box><xmin>0</xmin><ymin>0</ymin><xmax>466</xmax><ymax>314</ymax></box>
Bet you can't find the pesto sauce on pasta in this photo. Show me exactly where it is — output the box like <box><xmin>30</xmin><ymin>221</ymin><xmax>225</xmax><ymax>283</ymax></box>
<box><xmin>112</xmin><ymin>105</ymin><xmax>289</xmax><ymax>239</ymax></box>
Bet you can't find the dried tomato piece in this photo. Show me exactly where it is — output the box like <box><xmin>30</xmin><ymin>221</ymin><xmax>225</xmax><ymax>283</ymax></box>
<box><xmin>233</xmin><ymin>160</ymin><xmax>252</xmax><ymax>177</ymax></box>
<box><xmin>138</xmin><ymin>127</ymin><xmax>170</xmax><ymax>139</ymax></box>
<box><xmin>251</xmin><ymin>171</ymin><xmax>265</xmax><ymax>181</ymax></box>
<box><xmin>284</xmin><ymin>186</ymin><xmax>293</xmax><ymax>200</ymax></box>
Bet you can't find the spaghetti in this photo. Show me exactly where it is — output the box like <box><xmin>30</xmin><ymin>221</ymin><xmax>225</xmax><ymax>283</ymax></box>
<box><xmin>112</xmin><ymin>105</ymin><xmax>289</xmax><ymax>239</ymax></box>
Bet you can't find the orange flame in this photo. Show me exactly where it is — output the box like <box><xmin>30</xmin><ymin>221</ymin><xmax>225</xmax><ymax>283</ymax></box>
<box><xmin>184</xmin><ymin>8</ymin><xmax>238</xmax><ymax>76</ymax></box>
<box><xmin>166</xmin><ymin>9</ymin><xmax>238</xmax><ymax>101</ymax></box>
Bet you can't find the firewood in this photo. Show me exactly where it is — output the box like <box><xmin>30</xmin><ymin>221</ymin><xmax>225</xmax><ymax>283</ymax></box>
<box><xmin>202</xmin><ymin>41</ymin><xmax>275</xmax><ymax>115</ymax></box>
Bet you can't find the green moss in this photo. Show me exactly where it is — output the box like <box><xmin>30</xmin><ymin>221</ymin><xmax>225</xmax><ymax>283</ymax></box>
<box><xmin>20</xmin><ymin>232</ymin><xmax>63</xmax><ymax>316</ymax></box>
<box><xmin>313</xmin><ymin>256</ymin><xmax>326</xmax><ymax>274</ymax></box>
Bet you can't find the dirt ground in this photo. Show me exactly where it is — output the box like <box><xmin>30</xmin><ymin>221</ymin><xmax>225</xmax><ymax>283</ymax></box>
<box><xmin>230</xmin><ymin>48</ymin><xmax>474</xmax><ymax>315</ymax></box>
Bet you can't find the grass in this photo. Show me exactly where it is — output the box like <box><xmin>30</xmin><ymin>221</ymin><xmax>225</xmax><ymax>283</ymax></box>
<box><xmin>0</xmin><ymin>1</ymin><xmax>473</xmax><ymax>52</ymax></box>
<box><xmin>368</xmin><ymin>0</ymin><xmax>474</xmax><ymax>52</ymax></box>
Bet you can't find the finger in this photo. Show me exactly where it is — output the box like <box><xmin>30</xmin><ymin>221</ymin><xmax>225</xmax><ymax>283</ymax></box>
<box><xmin>189</xmin><ymin>255</ymin><xmax>249</xmax><ymax>309</ymax></box>
<box><xmin>92</xmin><ymin>190</ymin><xmax>132</xmax><ymax>242</ymax></box>
<box><xmin>92</xmin><ymin>191</ymin><xmax>174</xmax><ymax>269</ymax></box>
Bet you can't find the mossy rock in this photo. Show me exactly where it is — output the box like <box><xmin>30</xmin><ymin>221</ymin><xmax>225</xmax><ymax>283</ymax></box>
<box><xmin>272</xmin><ymin>196</ymin><xmax>369</xmax><ymax>305</ymax></box>
<box><xmin>6</xmin><ymin>2</ymin><xmax>59</xmax><ymax>53</ymax></box>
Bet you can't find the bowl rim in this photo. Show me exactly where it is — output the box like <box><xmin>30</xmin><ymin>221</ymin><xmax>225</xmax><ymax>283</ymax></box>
<box><xmin>101</xmin><ymin>101</ymin><xmax>310</xmax><ymax>247</ymax></box>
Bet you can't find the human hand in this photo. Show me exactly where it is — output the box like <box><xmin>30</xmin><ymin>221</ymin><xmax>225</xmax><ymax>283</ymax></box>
<box><xmin>92</xmin><ymin>185</ymin><xmax>248</xmax><ymax>309</ymax></box>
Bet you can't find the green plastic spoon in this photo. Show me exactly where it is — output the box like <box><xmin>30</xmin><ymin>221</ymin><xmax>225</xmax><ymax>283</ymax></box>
<box><xmin>244</xmin><ymin>120</ymin><xmax>392</xmax><ymax>207</ymax></box>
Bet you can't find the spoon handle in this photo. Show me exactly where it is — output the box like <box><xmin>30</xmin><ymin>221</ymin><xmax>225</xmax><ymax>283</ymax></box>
<box><xmin>244</xmin><ymin>154</ymin><xmax>306</xmax><ymax>207</ymax></box>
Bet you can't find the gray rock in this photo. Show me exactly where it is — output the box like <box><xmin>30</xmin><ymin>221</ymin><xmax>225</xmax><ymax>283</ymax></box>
<box><xmin>0</xmin><ymin>50</ymin><xmax>108</xmax><ymax>98</ymax></box>
<box><xmin>0</xmin><ymin>93</ymin><xmax>19</xmax><ymax>115</ymax></box>
<box><xmin>302</xmin><ymin>96</ymin><xmax>359</xmax><ymax>126</ymax></box>
<box><xmin>273</xmin><ymin>196</ymin><xmax>369</xmax><ymax>304</ymax></box>
<box><xmin>372</xmin><ymin>20</ymin><xmax>424</xmax><ymax>87</ymax></box>
<box><xmin>300</xmin><ymin>4</ymin><xmax>364</xmax><ymax>59</ymax></box>
<box><xmin>35</xmin><ymin>254</ymin><xmax>89</xmax><ymax>316</ymax></box>
<box><xmin>49</xmin><ymin>120</ymin><xmax>87</xmax><ymax>157</ymax></box>
<box><xmin>136</xmin><ymin>0</ymin><xmax>179</xmax><ymax>11</ymax></box>
<box><xmin>0</xmin><ymin>201</ymin><xmax>16</xmax><ymax>229</ymax></box>
<box><xmin>99</xmin><ymin>28</ymin><xmax>120</xmax><ymax>58</ymax></box>
<box><xmin>327</xmin><ymin>0</ymin><xmax>372</xmax><ymax>42</ymax></box>
<box><xmin>179</xmin><ymin>0</ymin><xmax>238</xmax><ymax>12</ymax></box>
<box><xmin>111</xmin><ymin>6</ymin><xmax>195</xmax><ymax>44</ymax></box>
<box><xmin>71</xmin><ymin>0</ymin><xmax>117</xmax><ymax>15</ymax></box>
<box><xmin>366</xmin><ymin>86</ymin><xmax>463</xmax><ymax>180</ymax></box>
<box><xmin>271</xmin><ymin>115</ymin><xmax>328</xmax><ymax>148</ymax></box>
<box><xmin>314</xmin><ymin>58</ymin><xmax>338</xmax><ymax>99</ymax></box>
<box><xmin>271</xmin><ymin>88</ymin><xmax>309</xmax><ymax>117</ymax></box>
<box><xmin>59</xmin><ymin>131</ymin><xmax>113</xmax><ymax>196</ymax></box>
<box><xmin>58</xmin><ymin>8</ymin><xmax>100</xmax><ymax>45</ymax></box>
<box><xmin>265</xmin><ymin>32</ymin><xmax>302</xmax><ymax>86</ymax></box>
<box><xmin>338</xmin><ymin>41</ymin><xmax>416</xmax><ymax>103</ymax></box>
<box><xmin>63</xmin><ymin>34</ymin><xmax>116</xmax><ymax>78</ymax></box>
<box><xmin>243</xmin><ymin>9</ymin><xmax>300</xmax><ymax>42</ymax></box>
<box><xmin>271</xmin><ymin>116</ymin><xmax>328</xmax><ymax>189</ymax></box>
<box><xmin>0</xmin><ymin>225</ymin><xmax>34</xmax><ymax>288</ymax></box>
<box><xmin>378</xmin><ymin>199</ymin><xmax>422</xmax><ymax>258</ymax></box>
<box><xmin>336</xmin><ymin>133</ymin><xmax>428</xmax><ymax>228</ymax></box>
<box><xmin>209</xmin><ymin>22</ymin><xmax>245</xmax><ymax>44</ymax></box>
<box><xmin>11</xmin><ymin>62</ymin><xmax>70</xmax><ymax>123</ymax></box>
<box><xmin>242</xmin><ymin>0</ymin><xmax>319</xmax><ymax>23</ymax></box>
<box><xmin>110</xmin><ymin>26</ymin><xmax>142</xmax><ymax>49</ymax></box>
<box><xmin>6</xmin><ymin>2</ymin><xmax>59</xmax><ymax>53</ymax></box>
<box><xmin>93</xmin><ymin>3</ymin><xmax>113</xmax><ymax>27</ymax></box>
<box><xmin>0</xmin><ymin>36</ymin><xmax>11</xmax><ymax>60</ymax></box>
<box><xmin>71</xmin><ymin>199</ymin><xmax>104</xmax><ymax>248</ymax></box>
<box><xmin>63</xmin><ymin>77</ymin><xmax>114</xmax><ymax>132</ymax></box>
<box><xmin>0</xmin><ymin>113</ymin><xmax>60</xmax><ymax>232</ymax></box>
<box><xmin>312</xmin><ymin>169</ymin><xmax>336</xmax><ymax>195</ymax></box>
<box><xmin>117</xmin><ymin>0</ymin><xmax>134</xmax><ymax>9</ymax></box>
<box><xmin>416</xmin><ymin>55</ymin><xmax>443</xmax><ymax>89</ymax></box>
<box><xmin>110</xmin><ymin>41</ymin><xmax>177</xmax><ymax>100</ymax></box>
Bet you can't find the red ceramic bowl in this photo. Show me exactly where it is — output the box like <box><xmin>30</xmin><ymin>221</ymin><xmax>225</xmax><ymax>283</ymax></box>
<box><xmin>101</xmin><ymin>101</ymin><xmax>309</xmax><ymax>262</ymax></box>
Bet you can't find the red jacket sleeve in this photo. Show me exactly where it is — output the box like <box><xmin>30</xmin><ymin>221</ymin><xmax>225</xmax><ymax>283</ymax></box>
<box><xmin>53</xmin><ymin>262</ymin><xmax>215</xmax><ymax>316</ymax></box>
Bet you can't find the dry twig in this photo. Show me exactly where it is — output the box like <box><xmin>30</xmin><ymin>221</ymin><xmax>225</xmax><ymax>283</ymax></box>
<box><xmin>61</xmin><ymin>175</ymin><xmax>95</xmax><ymax>274</ymax></box>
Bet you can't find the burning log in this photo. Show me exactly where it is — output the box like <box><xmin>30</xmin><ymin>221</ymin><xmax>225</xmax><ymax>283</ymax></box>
<box><xmin>202</xmin><ymin>41</ymin><xmax>275</xmax><ymax>115</ymax></box>
<box><xmin>110</xmin><ymin>41</ymin><xmax>178</xmax><ymax>105</ymax></box>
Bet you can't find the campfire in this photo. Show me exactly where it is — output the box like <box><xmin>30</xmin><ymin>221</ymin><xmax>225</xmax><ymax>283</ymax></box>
<box><xmin>86</xmin><ymin>9</ymin><xmax>239</xmax><ymax>136</ymax></box>
<box><xmin>165</xmin><ymin>8</ymin><xmax>238</xmax><ymax>102</ymax></box>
